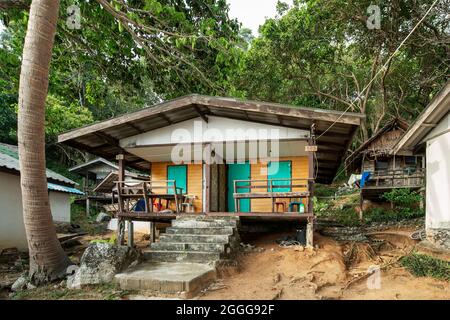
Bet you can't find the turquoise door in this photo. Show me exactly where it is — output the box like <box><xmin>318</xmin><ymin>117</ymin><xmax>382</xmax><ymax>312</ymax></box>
<box><xmin>167</xmin><ymin>165</ymin><xmax>187</xmax><ymax>194</ymax></box>
<box><xmin>227</xmin><ymin>163</ymin><xmax>250</xmax><ymax>212</ymax></box>
<box><xmin>268</xmin><ymin>161</ymin><xmax>292</xmax><ymax>192</ymax></box>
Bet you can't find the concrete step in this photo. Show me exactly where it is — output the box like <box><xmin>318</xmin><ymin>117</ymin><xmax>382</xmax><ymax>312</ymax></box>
<box><xmin>166</xmin><ymin>226</ymin><xmax>234</xmax><ymax>235</ymax></box>
<box><xmin>151</xmin><ymin>242</ymin><xmax>225</xmax><ymax>253</ymax></box>
<box><xmin>177</xmin><ymin>215</ymin><xmax>239</xmax><ymax>221</ymax></box>
<box><xmin>144</xmin><ymin>250</ymin><xmax>221</xmax><ymax>263</ymax></box>
<box><xmin>159</xmin><ymin>233</ymin><xmax>230</xmax><ymax>244</ymax></box>
<box><xmin>115</xmin><ymin>262</ymin><xmax>216</xmax><ymax>298</ymax></box>
<box><xmin>172</xmin><ymin>219</ymin><xmax>237</xmax><ymax>228</ymax></box>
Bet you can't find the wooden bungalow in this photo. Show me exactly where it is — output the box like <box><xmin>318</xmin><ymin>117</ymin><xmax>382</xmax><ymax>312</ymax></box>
<box><xmin>345</xmin><ymin>118</ymin><xmax>425</xmax><ymax>201</ymax></box>
<box><xmin>58</xmin><ymin>94</ymin><xmax>364</xmax><ymax>246</ymax></box>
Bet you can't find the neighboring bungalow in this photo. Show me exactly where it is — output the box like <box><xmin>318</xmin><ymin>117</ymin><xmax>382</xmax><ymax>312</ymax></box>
<box><xmin>69</xmin><ymin>158</ymin><xmax>147</xmax><ymax>215</ymax></box>
<box><xmin>58</xmin><ymin>94</ymin><xmax>364</xmax><ymax>246</ymax></box>
<box><xmin>0</xmin><ymin>143</ymin><xmax>83</xmax><ymax>250</ymax></box>
<box><xmin>345</xmin><ymin>118</ymin><xmax>425</xmax><ymax>202</ymax></box>
<box><xmin>392</xmin><ymin>81</ymin><xmax>450</xmax><ymax>249</ymax></box>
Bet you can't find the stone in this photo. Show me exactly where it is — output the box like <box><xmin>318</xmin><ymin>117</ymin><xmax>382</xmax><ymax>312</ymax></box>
<box><xmin>67</xmin><ymin>243</ymin><xmax>141</xmax><ymax>289</ymax></box>
<box><xmin>96</xmin><ymin>212</ymin><xmax>111</xmax><ymax>223</ymax></box>
<box><xmin>26</xmin><ymin>282</ymin><xmax>36</xmax><ymax>290</ymax></box>
<box><xmin>11</xmin><ymin>274</ymin><xmax>28</xmax><ymax>292</ymax></box>
<box><xmin>426</xmin><ymin>228</ymin><xmax>450</xmax><ymax>250</ymax></box>
<box><xmin>115</xmin><ymin>262</ymin><xmax>216</xmax><ymax>298</ymax></box>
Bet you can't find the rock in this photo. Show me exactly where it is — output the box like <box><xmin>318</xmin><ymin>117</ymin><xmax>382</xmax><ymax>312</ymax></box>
<box><xmin>67</xmin><ymin>243</ymin><xmax>141</xmax><ymax>289</ymax></box>
<box><xmin>11</xmin><ymin>275</ymin><xmax>28</xmax><ymax>292</ymax></box>
<box><xmin>296</xmin><ymin>246</ymin><xmax>305</xmax><ymax>252</ymax></box>
<box><xmin>96</xmin><ymin>212</ymin><xmax>112</xmax><ymax>223</ymax></box>
<box><xmin>26</xmin><ymin>282</ymin><xmax>36</xmax><ymax>290</ymax></box>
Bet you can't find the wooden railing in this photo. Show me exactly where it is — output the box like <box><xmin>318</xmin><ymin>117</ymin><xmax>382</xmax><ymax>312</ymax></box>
<box><xmin>363</xmin><ymin>168</ymin><xmax>425</xmax><ymax>189</ymax></box>
<box><xmin>115</xmin><ymin>180</ymin><xmax>184</xmax><ymax>214</ymax></box>
<box><xmin>233</xmin><ymin>178</ymin><xmax>314</xmax><ymax>213</ymax></box>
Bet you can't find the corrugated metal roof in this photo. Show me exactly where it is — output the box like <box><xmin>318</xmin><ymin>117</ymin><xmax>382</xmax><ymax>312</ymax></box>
<box><xmin>47</xmin><ymin>182</ymin><xmax>84</xmax><ymax>195</ymax></box>
<box><xmin>0</xmin><ymin>143</ymin><xmax>78</xmax><ymax>186</ymax></box>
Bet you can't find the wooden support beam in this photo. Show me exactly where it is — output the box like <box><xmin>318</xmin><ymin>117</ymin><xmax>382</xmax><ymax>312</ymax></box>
<box><xmin>194</xmin><ymin>105</ymin><xmax>209</xmax><ymax>123</ymax></box>
<box><xmin>159</xmin><ymin>113</ymin><xmax>172</xmax><ymax>125</ymax></box>
<box><xmin>117</xmin><ymin>154</ymin><xmax>126</xmax><ymax>246</ymax></box>
<box><xmin>125</xmin><ymin>122</ymin><xmax>145</xmax><ymax>134</ymax></box>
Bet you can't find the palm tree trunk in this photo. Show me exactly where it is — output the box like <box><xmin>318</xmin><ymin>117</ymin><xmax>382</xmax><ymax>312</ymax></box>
<box><xmin>18</xmin><ymin>0</ymin><xmax>71</xmax><ymax>284</ymax></box>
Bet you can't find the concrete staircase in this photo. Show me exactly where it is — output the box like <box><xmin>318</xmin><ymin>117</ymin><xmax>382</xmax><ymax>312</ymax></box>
<box><xmin>143</xmin><ymin>215</ymin><xmax>240</xmax><ymax>265</ymax></box>
<box><xmin>115</xmin><ymin>215</ymin><xmax>240</xmax><ymax>298</ymax></box>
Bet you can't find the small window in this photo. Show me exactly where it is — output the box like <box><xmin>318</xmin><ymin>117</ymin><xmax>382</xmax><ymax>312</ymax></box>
<box><xmin>375</xmin><ymin>160</ymin><xmax>388</xmax><ymax>171</ymax></box>
<box><xmin>404</xmin><ymin>156</ymin><xmax>417</xmax><ymax>165</ymax></box>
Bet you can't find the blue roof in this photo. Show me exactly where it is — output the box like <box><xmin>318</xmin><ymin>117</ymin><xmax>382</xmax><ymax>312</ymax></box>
<box><xmin>47</xmin><ymin>183</ymin><xmax>84</xmax><ymax>195</ymax></box>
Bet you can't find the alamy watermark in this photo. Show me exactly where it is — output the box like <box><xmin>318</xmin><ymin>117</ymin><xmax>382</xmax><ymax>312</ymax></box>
<box><xmin>170</xmin><ymin>120</ymin><xmax>282</xmax><ymax>174</ymax></box>
<box><xmin>367</xmin><ymin>4</ymin><xmax>381</xmax><ymax>30</ymax></box>
<box><xmin>66</xmin><ymin>5</ymin><xmax>81</xmax><ymax>30</ymax></box>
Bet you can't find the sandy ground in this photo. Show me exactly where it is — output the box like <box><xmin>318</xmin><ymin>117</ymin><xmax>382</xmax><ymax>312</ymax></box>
<box><xmin>199</xmin><ymin>231</ymin><xmax>450</xmax><ymax>300</ymax></box>
<box><xmin>1</xmin><ymin>227</ymin><xmax>449</xmax><ymax>300</ymax></box>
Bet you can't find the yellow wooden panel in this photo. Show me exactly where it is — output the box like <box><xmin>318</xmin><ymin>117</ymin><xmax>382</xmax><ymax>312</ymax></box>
<box><xmin>187</xmin><ymin>164</ymin><xmax>203</xmax><ymax>212</ymax></box>
<box><xmin>249</xmin><ymin>157</ymin><xmax>309</xmax><ymax>212</ymax></box>
<box><xmin>150</xmin><ymin>162</ymin><xmax>203</xmax><ymax>213</ymax></box>
<box><xmin>250</xmin><ymin>161</ymin><xmax>272</xmax><ymax>212</ymax></box>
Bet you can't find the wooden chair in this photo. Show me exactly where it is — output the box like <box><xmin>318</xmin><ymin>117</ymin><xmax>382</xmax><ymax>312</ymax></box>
<box><xmin>274</xmin><ymin>200</ymin><xmax>286</xmax><ymax>213</ymax></box>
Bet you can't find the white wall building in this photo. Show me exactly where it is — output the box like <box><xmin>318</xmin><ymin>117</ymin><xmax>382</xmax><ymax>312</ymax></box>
<box><xmin>0</xmin><ymin>143</ymin><xmax>83</xmax><ymax>251</ymax></box>
<box><xmin>393</xmin><ymin>82</ymin><xmax>450</xmax><ymax>249</ymax></box>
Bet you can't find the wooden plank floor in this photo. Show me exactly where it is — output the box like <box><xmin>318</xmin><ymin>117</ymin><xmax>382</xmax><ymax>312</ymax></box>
<box><xmin>118</xmin><ymin>211</ymin><xmax>314</xmax><ymax>222</ymax></box>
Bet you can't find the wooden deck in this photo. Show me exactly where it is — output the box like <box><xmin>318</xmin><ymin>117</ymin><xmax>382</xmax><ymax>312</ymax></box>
<box><xmin>117</xmin><ymin>211</ymin><xmax>314</xmax><ymax>222</ymax></box>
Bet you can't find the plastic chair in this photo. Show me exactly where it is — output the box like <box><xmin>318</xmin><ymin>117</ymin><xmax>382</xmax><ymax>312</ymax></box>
<box><xmin>181</xmin><ymin>195</ymin><xmax>196</xmax><ymax>213</ymax></box>
<box><xmin>289</xmin><ymin>198</ymin><xmax>303</xmax><ymax>213</ymax></box>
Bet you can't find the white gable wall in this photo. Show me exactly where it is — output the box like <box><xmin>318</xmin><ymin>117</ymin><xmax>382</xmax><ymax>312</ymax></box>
<box><xmin>120</xmin><ymin>116</ymin><xmax>310</xmax><ymax>147</ymax></box>
<box><xmin>423</xmin><ymin>112</ymin><xmax>450</xmax><ymax>230</ymax></box>
<box><xmin>0</xmin><ymin>171</ymin><xmax>72</xmax><ymax>251</ymax></box>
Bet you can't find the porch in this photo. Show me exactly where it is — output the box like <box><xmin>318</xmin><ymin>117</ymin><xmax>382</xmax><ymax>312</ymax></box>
<box><xmin>361</xmin><ymin>168</ymin><xmax>425</xmax><ymax>200</ymax></box>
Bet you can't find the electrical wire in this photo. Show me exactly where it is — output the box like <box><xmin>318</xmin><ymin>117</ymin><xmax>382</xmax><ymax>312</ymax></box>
<box><xmin>315</xmin><ymin>0</ymin><xmax>441</xmax><ymax>141</ymax></box>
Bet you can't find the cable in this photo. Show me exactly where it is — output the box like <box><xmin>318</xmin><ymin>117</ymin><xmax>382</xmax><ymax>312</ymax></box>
<box><xmin>316</xmin><ymin>0</ymin><xmax>441</xmax><ymax>141</ymax></box>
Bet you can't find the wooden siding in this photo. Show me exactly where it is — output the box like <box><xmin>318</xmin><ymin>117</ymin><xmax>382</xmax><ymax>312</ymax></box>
<box><xmin>151</xmin><ymin>162</ymin><xmax>203</xmax><ymax>213</ymax></box>
<box><xmin>250</xmin><ymin>156</ymin><xmax>309</xmax><ymax>212</ymax></box>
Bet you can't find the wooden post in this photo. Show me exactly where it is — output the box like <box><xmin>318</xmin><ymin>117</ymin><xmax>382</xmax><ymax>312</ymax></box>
<box><xmin>149</xmin><ymin>222</ymin><xmax>156</xmax><ymax>245</ymax></box>
<box><xmin>306</xmin><ymin>216</ymin><xmax>314</xmax><ymax>247</ymax></box>
<box><xmin>205</xmin><ymin>146</ymin><xmax>211</xmax><ymax>214</ymax></box>
<box><xmin>117</xmin><ymin>154</ymin><xmax>126</xmax><ymax>246</ymax></box>
<box><xmin>127</xmin><ymin>220</ymin><xmax>134</xmax><ymax>248</ymax></box>
<box><xmin>85</xmin><ymin>171</ymin><xmax>90</xmax><ymax>216</ymax></box>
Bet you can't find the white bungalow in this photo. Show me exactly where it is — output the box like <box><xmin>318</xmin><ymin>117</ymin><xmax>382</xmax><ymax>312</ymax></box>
<box><xmin>392</xmin><ymin>81</ymin><xmax>450</xmax><ymax>249</ymax></box>
<box><xmin>0</xmin><ymin>143</ymin><xmax>83</xmax><ymax>250</ymax></box>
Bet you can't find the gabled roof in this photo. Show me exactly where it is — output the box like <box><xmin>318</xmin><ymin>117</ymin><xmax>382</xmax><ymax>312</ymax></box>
<box><xmin>58</xmin><ymin>94</ymin><xmax>365</xmax><ymax>184</ymax></box>
<box><xmin>392</xmin><ymin>81</ymin><xmax>450</xmax><ymax>155</ymax></box>
<box><xmin>93</xmin><ymin>171</ymin><xmax>148</xmax><ymax>193</ymax></box>
<box><xmin>69</xmin><ymin>157</ymin><xmax>119</xmax><ymax>175</ymax></box>
<box><xmin>0</xmin><ymin>143</ymin><xmax>78</xmax><ymax>186</ymax></box>
<box><xmin>345</xmin><ymin>118</ymin><xmax>409</xmax><ymax>172</ymax></box>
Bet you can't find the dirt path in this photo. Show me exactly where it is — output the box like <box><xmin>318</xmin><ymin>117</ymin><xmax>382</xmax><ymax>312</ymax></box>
<box><xmin>199</xmin><ymin>231</ymin><xmax>450</xmax><ymax>300</ymax></box>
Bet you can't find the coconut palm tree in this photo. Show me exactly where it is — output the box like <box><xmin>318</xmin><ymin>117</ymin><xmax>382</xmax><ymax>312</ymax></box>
<box><xmin>17</xmin><ymin>0</ymin><xmax>71</xmax><ymax>283</ymax></box>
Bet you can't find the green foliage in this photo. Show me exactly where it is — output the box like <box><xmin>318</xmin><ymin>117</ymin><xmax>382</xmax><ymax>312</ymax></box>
<box><xmin>314</xmin><ymin>184</ymin><xmax>338</xmax><ymax>197</ymax></box>
<box><xmin>317</xmin><ymin>207</ymin><xmax>362</xmax><ymax>227</ymax></box>
<box><xmin>400</xmin><ymin>253</ymin><xmax>450</xmax><ymax>281</ymax></box>
<box><xmin>313</xmin><ymin>196</ymin><xmax>329</xmax><ymax>213</ymax></box>
<box><xmin>382</xmin><ymin>188</ymin><xmax>423</xmax><ymax>207</ymax></box>
<box><xmin>234</xmin><ymin>0</ymin><xmax>449</xmax><ymax>143</ymax></box>
<box><xmin>90</xmin><ymin>235</ymin><xmax>117</xmax><ymax>245</ymax></box>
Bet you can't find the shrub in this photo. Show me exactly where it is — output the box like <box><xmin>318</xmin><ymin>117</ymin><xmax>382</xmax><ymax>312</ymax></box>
<box><xmin>400</xmin><ymin>253</ymin><xmax>450</xmax><ymax>281</ymax></box>
<box><xmin>381</xmin><ymin>188</ymin><xmax>422</xmax><ymax>207</ymax></box>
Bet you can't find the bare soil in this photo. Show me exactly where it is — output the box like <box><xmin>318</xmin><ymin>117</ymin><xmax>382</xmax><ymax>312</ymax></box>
<box><xmin>2</xmin><ymin>227</ymin><xmax>449</xmax><ymax>300</ymax></box>
<box><xmin>199</xmin><ymin>230</ymin><xmax>450</xmax><ymax>300</ymax></box>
